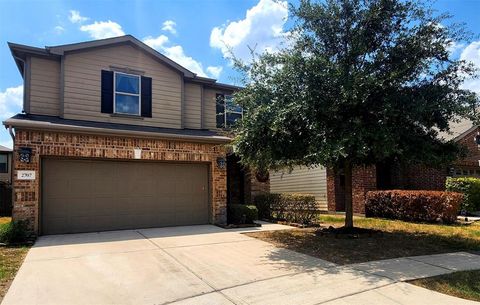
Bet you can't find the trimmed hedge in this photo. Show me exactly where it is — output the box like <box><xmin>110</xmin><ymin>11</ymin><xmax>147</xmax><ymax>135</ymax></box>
<box><xmin>228</xmin><ymin>204</ymin><xmax>258</xmax><ymax>224</ymax></box>
<box><xmin>446</xmin><ymin>177</ymin><xmax>480</xmax><ymax>213</ymax></box>
<box><xmin>365</xmin><ymin>190</ymin><xmax>462</xmax><ymax>224</ymax></box>
<box><xmin>0</xmin><ymin>220</ymin><xmax>28</xmax><ymax>244</ymax></box>
<box><xmin>254</xmin><ymin>193</ymin><xmax>318</xmax><ymax>224</ymax></box>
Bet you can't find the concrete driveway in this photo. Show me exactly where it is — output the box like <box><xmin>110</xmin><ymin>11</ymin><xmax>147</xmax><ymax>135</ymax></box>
<box><xmin>2</xmin><ymin>223</ymin><xmax>476</xmax><ymax>305</ymax></box>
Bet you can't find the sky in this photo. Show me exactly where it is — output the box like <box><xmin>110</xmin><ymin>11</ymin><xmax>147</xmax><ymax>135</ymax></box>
<box><xmin>0</xmin><ymin>0</ymin><xmax>480</xmax><ymax>149</ymax></box>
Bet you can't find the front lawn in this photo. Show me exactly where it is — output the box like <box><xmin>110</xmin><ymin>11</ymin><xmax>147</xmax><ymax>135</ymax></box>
<box><xmin>0</xmin><ymin>218</ymin><xmax>30</xmax><ymax>301</ymax></box>
<box><xmin>409</xmin><ymin>270</ymin><xmax>480</xmax><ymax>302</ymax></box>
<box><xmin>246</xmin><ymin>215</ymin><xmax>480</xmax><ymax>265</ymax></box>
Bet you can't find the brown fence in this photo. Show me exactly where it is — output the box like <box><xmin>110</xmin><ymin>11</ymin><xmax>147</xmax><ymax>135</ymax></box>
<box><xmin>0</xmin><ymin>182</ymin><xmax>12</xmax><ymax>217</ymax></box>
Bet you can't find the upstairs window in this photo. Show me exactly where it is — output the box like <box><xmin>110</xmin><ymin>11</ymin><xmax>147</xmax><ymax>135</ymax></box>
<box><xmin>101</xmin><ymin>70</ymin><xmax>152</xmax><ymax>117</ymax></box>
<box><xmin>114</xmin><ymin>72</ymin><xmax>141</xmax><ymax>115</ymax></box>
<box><xmin>216</xmin><ymin>94</ymin><xmax>243</xmax><ymax>128</ymax></box>
<box><xmin>0</xmin><ymin>154</ymin><xmax>7</xmax><ymax>173</ymax></box>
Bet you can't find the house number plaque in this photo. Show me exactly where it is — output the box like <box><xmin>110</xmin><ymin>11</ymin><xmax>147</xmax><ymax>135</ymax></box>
<box><xmin>17</xmin><ymin>170</ymin><xmax>36</xmax><ymax>180</ymax></box>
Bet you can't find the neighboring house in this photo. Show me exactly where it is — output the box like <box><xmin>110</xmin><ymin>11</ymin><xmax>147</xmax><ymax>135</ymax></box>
<box><xmin>0</xmin><ymin>145</ymin><xmax>12</xmax><ymax>184</ymax></box>
<box><xmin>270</xmin><ymin>166</ymin><xmax>328</xmax><ymax>210</ymax></box>
<box><xmin>4</xmin><ymin>35</ymin><xmax>268</xmax><ymax>236</ymax></box>
<box><xmin>270</xmin><ymin>119</ymin><xmax>479</xmax><ymax>214</ymax></box>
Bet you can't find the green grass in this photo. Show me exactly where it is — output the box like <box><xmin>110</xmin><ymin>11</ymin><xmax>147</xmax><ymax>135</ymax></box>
<box><xmin>247</xmin><ymin>215</ymin><xmax>480</xmax><ymax>265</ymax></box>
<box><xmin>410</xmin><ymin>270</ymin><xmax>480</xmax><ymax>302</ymax></box>
<box><xmin>319</xmin><ymin>214</ymin><xmax>480</xmax><ymax>243</ymax></box>
<box><xmin>0</xmin><ymin>218</ymin><xmax>30</xmax><ymax>301</ymax></box>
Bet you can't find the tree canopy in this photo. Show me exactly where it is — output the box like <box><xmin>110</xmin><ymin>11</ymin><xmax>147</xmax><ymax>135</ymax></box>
<box><xmin>232</xmin><ymin>0</ymin><xmax>479</xmax><ymax>173</ymax></box>
<box><xmin>231</xmin><ymin>0</ymin><xmax>479</xmax><ymax>228</ymax></box>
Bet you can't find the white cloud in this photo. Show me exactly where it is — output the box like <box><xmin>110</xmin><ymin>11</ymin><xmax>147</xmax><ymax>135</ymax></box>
<box><xmin>0</xmin><ymin>85</ymin><xmax>23</xmax><ymax>148</ymax></box>
<box><xmin>447</xmin><ymin>41</ymin><xmax>465</xmax><ymax>55</ymax></box>
<box><xmin>162</xmin><ymin>20</ymin><xmax>177</xmax><ymax>35</ymax></box>
<box><xmin>0</xmin><ymin>85</ymin><xmax>23</xmax><ymax>118</ymax></box>
<box><xmin>460</xmin><ymin>41</ymin><xmax>480</xmax><ymax>94</ymax></box>
<box><xmin>210</xmin><ymin>0</ymin><xmax>288</xmax><ymax>62</ymax></box>
<box><xmin>0</xmin><ymin>140</ymin><xmax>13</xmax><ymax>150</ymax></box>
<box><xmin>54</xmin><ymin>25</ymin><xmax>65</xmax><ymax>34</ymax></box>
<box><xmin>80</xmin><ymin>21</ymin><xmax>125</xmax><ymax>39</ymax></box>
<box><xmin>206</xmin><ymin>66</ymin><xmax>223</xmax><ymax>79</ymax></box>
<box><xmin>143</xmin><ymin>34</ymin><xmax>169</xmax><ymax>50</ymax></box>
<box><xmin>69</xmin><ymin>10</ymin><xmax>89</xmax><ymax>24</ymax></box>
<box><xmin>143</xmin><ymin>35</ymin><xmax>221</xmax><ymax>79</ymax></box>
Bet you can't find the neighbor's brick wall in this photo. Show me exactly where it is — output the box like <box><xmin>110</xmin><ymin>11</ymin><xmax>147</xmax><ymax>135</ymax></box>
<box><xmin>326</xmin><ymin>165</ymin><xmax>376</xmax><ymax>214</ymax></box>
<box><xmin>13</xmin><ymin>129</ymin><xmax>227</xmax><ymax>235</ymax></box>
<box><xmin>326</xmin><ymin>168</ymin><xmax>337</xmax><ymax>212</ymax></box>
<box><xmin>400</xmin><ymin>164</ymin><xmax>446</xmax><ymax>190</ymax></box>
<box><xmin>326</xmin><ymin>167</ymin><xmax>345</xmax><ymax>212</ymax></box>
<box><xmin>326</xmin><ymin>128</ymin><xmax>480</xmax><ymax>214</ymax></box>
<box><xmin>456</xmin><ymin>127</ymin><xmax>480</xmax><ymax>167</ymax></box>
<box><xmin>352</xmin><ymin>165</ymin><xmax>376</xmax><ymax>214</ymax></box>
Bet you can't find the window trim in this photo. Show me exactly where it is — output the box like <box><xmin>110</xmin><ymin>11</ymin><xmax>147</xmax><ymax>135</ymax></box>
<box><xmin>0</xmin><ymin>153</ymin><xmax>8</xmax><ymax>174</ymax></box>
<box><xmin>113</xmin><ymin>71</ymin><xmax>141</xmax><ymax>116</ymax></box>
<box><xmin>224</xmin><ymin>95</ymin><xmax>243</xmax><ymax>128</ymax></box>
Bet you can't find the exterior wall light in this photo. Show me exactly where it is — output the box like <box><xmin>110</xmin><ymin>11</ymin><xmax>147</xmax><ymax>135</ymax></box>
<box><xmin>216</xmin><ymin>157</ymin><xmax>226</xmax><ymax>169</ymax></box>
<box><xmin>18</xmin><ymin>147</ymin><xmax>32</xmax><ymax>163</ymax></box>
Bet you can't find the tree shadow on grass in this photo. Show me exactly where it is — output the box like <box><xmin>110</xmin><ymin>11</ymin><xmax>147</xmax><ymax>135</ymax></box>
<box><xmin>247</xmin><ymin>227</ymin><xmax>480</xmax><ymax>265</ymax></box>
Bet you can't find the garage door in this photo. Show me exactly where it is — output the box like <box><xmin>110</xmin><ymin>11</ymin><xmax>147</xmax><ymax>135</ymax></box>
<box><xmin>42</xmin><ymin>159</ymin><xmax>209</xmax><ymax>235</ymax></box>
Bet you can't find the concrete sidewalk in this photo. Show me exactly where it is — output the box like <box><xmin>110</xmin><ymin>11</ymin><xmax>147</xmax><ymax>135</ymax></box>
<box><xmin>348</xmin><ymin>252</ymin><xmax>480</xmax><ymax>281</ymax></box>
<box><xmin>2</xmin><ymin>223</ymin><xmax>479</xmax><ymax>305</ymax></box>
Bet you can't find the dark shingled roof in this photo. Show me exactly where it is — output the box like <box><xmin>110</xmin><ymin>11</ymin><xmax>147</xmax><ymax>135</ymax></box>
<box><xmin>6</xmin><ymin>114</ymin><xmax>229</xmax><ymax>139</ymax></box>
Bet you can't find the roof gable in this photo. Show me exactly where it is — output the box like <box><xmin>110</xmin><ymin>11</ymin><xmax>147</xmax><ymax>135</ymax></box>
<box><xmin>46</xmin><ymin>35</ymin><xmax>195</xmax><ymax>78</ymax></box>
<box><xmin>8</xmin><ymin>35</ymin><xmax>242</xmax><ymax>90</ymax></box>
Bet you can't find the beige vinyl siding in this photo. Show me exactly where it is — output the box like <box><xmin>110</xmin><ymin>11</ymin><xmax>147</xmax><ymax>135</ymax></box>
<box><xmin>184</xmin><ymin>83</ymin><xmax>201</xmax><ymax>129</ymax></box>
<box><xmin>270</xmin><ymin>166</ymin><xmax>328</xmax><ymax>211</ymax></box>
<box><xmin>63</xmin><ymin>44</ymin><xmax>182</xmax><ymax>128</ymax></box>
<box><xmin>203</xmin><ymin>88</ymin><xmax>218</xmax><ymax>130</ymax></box>
<box><xmin>29</xmin><ymin>57</ymin><xmax>60</xmax><ymax>116</ymax></box>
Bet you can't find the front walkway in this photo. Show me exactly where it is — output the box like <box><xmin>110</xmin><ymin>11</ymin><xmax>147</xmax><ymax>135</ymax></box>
<box><xmin>2</xmin><ymin>223</ymin><xmax>479</xmax><ymax>305</ymax></box>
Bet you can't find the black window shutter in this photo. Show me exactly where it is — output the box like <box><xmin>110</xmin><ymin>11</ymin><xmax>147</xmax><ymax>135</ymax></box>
<box><xmin>141</xmin><ymin>76</ymin><xmax>152</xmax><ymax>118</ymax></box>
<box><xmin>216</xmin><ymin>94</ymin><xmax>225</xmax><ymax>128</ymax></box>
<box><xmin>101</xmin><ymin>70</ymin><xmax>114</xmax><ymax>113</ymax></box>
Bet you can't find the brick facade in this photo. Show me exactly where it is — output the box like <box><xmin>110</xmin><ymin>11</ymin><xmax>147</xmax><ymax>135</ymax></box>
<box><xmin>327</xmin><ymin>166</ymin><xmax>376</xmax><ymax>214</ymax></box>
<box><xmin>327</xmin><ymin>128</ymin><xmax>480</xmax><ymax>213</ymax></box>
<box><xmin>13</xmin><ymin>129</ymin><xmax>228</xmax><ymax>235</ymax></box>
<box><xmin>455</xmin><ymin>127</ymin><xmax>480</xmax><ymax>168</ymax></box>
<box><xmin>352</xmin><ymin>166</ymin><xmax>376</xmax><ymax>214</ymax></box>
<box><xmin>326</xmin><ymin>168</ymin><xmax>341</xmax><ymax>212</ymax></box>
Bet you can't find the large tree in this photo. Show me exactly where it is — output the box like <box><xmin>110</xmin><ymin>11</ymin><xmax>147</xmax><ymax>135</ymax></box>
<box><xmin>232</xmin><ymin>0</ymin><xmax>479</xmax><ymax>229</ymax></box>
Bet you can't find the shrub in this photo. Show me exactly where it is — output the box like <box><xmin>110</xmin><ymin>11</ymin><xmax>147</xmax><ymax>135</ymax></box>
<box><xmin>0</xmin><ymin>220</ymin><xmax>28</xmax><ymax>244</ymax></box>
<box><xmin>446</xmin><ymin>177</ymin><xmax>480</xmax><ymax>213</ymax></box>
<box><xmin>365</xmin><ymin>190</ymin><xmax>462</xmax><ymax>224</ymax></box>
<box><xmin>228</xmin><ymin>204</ymin><xmax>258</xmax><ymax>224</ymax></box>
<box><xmin>254</xmin><ymin>193</ymin><xmax>318</xmax><ymax>224</ymax></box>
<box><xmin>253</xmin><ymin>193</ymin><xmax>281</xmax><ymax>219</ymax></box>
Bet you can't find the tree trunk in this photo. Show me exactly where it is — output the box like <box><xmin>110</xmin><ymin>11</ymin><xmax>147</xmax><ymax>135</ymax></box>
<box><xmin>344</xmin><ymin>161</ymin><xmax>354</xmax><ymax>228</ymax></box>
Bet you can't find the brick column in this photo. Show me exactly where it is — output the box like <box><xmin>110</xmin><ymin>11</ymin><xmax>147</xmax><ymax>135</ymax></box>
<box><xmin>326</xmin><ymin>167</ymin><xmax>337</xmax><ymax>212</ymax></box>
<box><xmin>352</xmin><ymin>165</ymin><xmax>377</xmax><ymax>214</ymax></box>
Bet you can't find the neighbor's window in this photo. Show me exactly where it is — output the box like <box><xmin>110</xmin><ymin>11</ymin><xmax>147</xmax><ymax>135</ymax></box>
<box><xmin>114</xmin><ymin>72</ymin><xmax>141</xmax><ymax>115</ymax></box>
<box><xmin>0</xmin><ymin>154</ymin><xmax>7</xmax><ymax>173</ymax></box>
<box><xmin>216</xmin><ymin>94</ymin><xmax>243</xmax><ymax>128</ymax></box>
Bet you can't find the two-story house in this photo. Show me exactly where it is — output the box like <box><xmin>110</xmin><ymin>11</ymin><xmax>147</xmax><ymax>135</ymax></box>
<box><xmin>4</xmin><ymin>35</ymin><xmax>268</xmax><ymax>236</ymax></box>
